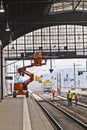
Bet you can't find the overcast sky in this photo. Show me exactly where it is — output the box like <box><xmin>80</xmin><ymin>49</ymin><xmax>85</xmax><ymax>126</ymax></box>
<box><xmin>6</xmin><ymin>58</ymin><xmax>87</xmax><ymax>89</ymax></box>
<box><xmin>7</xmin><ymin>58</ymin><xmax>87</xmax><ymax>75</ymax></box>
<box><xmin>28</xmin><ymin>58</ymin><xmax>87</xmax><ymax>75</ymax></box>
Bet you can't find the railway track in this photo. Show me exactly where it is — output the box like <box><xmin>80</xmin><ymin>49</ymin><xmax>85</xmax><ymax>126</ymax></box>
<box><xmin>54</xmin><ymin>95</ymin><xmax>87</xmax><ymax>108</ymax></box>
<box><xmin>37</xmin><ymin>92</ymin><xmax>87</xmax><ymax>124</ymax></box>
<box><xmin>42</xmin><ymin>92</ymin><xmax>87</xmax><ymax>108</ymax></box>
<box><xmin>32</xmin><ymin>93</ymin><xmax>87</xmax><ymax>130</ymax></box>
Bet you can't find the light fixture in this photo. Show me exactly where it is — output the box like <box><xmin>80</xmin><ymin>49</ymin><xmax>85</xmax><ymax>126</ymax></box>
<box><xmin>11</xmin><ymin>45</ymin><xmax>14</xmax><ymax>49</ymax></box>
<box><xmin>0</xmin><ymin>0</ymin><xmax>5</xmax><ymax>13</ymax></box>
<box><xmin>9</xmin><ymin>33</ymin><xmax>13</xmax><ymax>43</ymax></box>
<box><xmin>0</xmin><ymin>40</ymin><xmax>2</xmax><ymax>46</ymax></box>
<box><xmin>49</xmin><ymin>58</ymin><xmax>54</xmax><ymax>73</ymax></box>
<box><xmin>5</xmin><ymin>21</ymin><xmax>10</xmax><ymax>31</ymax></box>
<box><xmin>5</xmin><ymin>5</ymin><xmax>10</xmax><ymax>32</ymax></box>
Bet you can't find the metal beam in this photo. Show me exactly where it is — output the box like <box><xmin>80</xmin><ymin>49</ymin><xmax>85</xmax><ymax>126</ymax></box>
<box><xmin>0</xmin><ymin>43</ymin><xmax>3</xmax><ymax>100</ymax></box>
<box><xmin>74</xmin><ymin>0</ymin><xmax>82</xmax><ymax>10</ymax></box>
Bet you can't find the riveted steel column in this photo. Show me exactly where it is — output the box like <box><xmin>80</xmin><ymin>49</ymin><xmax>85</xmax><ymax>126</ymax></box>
<box><xmin>1</xmin><ymin>46</ymin><xmax>3</xmax><ymax>99</ymax></box>
<box><xmin>0</xmin><ymin>42</ymin><xmax>3</xmax><ymax>99</ymax></box>
<box><xmin>0</xmin><ymin>44</ymin><xmax>1</xmax><ymax>99</ymax></box>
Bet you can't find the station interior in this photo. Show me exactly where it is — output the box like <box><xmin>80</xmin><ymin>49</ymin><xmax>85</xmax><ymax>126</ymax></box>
<box><xmin>0</xmin><ymin>1</ymin><xmax>87</xmax><ymax>130</ymax></box>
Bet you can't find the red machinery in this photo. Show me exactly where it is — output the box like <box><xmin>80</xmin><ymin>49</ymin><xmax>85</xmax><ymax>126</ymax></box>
<box><xmin>13</xmin><ymin>52</ymin><xmax>46</xmax><ymax>98</ymax></box>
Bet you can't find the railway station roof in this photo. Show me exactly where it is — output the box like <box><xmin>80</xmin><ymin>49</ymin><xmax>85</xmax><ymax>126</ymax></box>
<box><xmin>0</xmin><ymin>0</ymin><xmax>87</xmax><ymax>48</ymax></box>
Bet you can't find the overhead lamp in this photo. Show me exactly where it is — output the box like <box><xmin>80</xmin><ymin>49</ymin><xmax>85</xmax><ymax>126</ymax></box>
<box><xmin>0</xmin><ymin>40</ymin><xmax>2</xmax><ymax>46</ymax></box>
<box><xmin>5</xmin><ymin>21</ymin><xmax>10</xmax><ymax>31</ymax></box>
<box><xmin>0</xmin><ymin>0</ymin><xmax>5</xmax><ymax>13</ymax></box>
<box><xmin>9</xmin><ymin>33</ymin><xmax>13</xmax><ymax>43</ymax></box>
<box><xmin>5</xmin><ymin>5</ymin><xmax>10</xmax><ymax>32</ymax></box>
<box><xmin>39</xmin><ymin>47</ymin><xmax>43</xmax><ymax>51</ymax></box>
<box><xmin>11</xmin><ymin>45</ymin><xmax>14</xmax><ymax>49</ymax></box>
<box><xmin>49</xmin><ymin>68</ymin><xmax>54</xmax><ymax>73</ymax></box>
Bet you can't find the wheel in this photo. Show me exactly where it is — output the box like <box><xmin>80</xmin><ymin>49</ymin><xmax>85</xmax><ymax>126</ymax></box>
<box><xmin>13</xmin><ymin>91</ymin><xmax>16</xmax><ymax>98</ymax></box>
<box><xmin>26</xmin><ymin>91</ymin><xmax>29</xmax><ymax>98</ymax></box>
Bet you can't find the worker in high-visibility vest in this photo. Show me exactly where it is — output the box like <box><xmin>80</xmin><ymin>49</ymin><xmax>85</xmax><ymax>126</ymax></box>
<box><xmin>37</xmin><ymin>51</ymin><xmax>42</xmax><ymax>64</ymax></box>
<box><xmin>34</xmin><ymin>52</ymin><xmax>37</xmax><ymax>64</ymax></box>
<box><xmin>51</xmin><ymin>88</ymin><xmax>56</xmax><ymax>100</ymax></box>
<box><xmin>67</xmin><ymin>90</ymin><xmax>73</xmax><ymax>106</ymax></box>
<box><xmin>73</xmin><ymin>93</ymin><xmax>79</xmax><ymax>106</ymax></box>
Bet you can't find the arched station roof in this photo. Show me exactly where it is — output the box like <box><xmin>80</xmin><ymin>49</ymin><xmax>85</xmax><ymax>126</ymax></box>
<box><xmin>0</xmin><ymin>0</ymin><xmax>87</xmax><ymax>47</ymax></box>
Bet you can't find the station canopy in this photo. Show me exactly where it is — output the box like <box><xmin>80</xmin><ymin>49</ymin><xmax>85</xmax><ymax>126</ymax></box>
<box><xmin>0</xmin><ymin>0</ymin><xmax>87</xmax><ymax>47</ymax></box>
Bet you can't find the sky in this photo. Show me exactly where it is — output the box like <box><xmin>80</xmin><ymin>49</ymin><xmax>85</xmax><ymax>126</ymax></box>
<box><xmin>6</xmin><ymin>58</ymin><xmax>87</xmax><ymax>76</ymax></box>
<box><xmin>6</xmin><ymin>58</ymin><xmax>87</xmax><ymax>88</ymax></box>
<box><xmin>26</xmin><ymin>58</ymin><xmax>87</xmax><ymax>75</ymax></box>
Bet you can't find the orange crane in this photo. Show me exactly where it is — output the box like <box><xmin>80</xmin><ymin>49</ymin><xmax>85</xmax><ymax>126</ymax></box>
<box><xmin>13</xmin><ymin>52</ymin><xmax>46</xmax><ymax>98</ymax></box>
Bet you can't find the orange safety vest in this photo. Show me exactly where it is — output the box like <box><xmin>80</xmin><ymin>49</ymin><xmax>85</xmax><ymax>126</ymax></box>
<box><xmin>33</xmin><ymin>52</ymin><xmax>38</xmax><ymax>64</ymax></box>
<box><xmin>51</xmin><ymin>88</ymin><xmax>56</xmax><ymax>95</ymax></box>
<box><xmin>74</xmin><ymin>93</ymin><xmax>78</xmax><ymax>100</ymax></box>
<box><xmin>38</xmin><ymin>52</ymin><xmax>42</xmax><ymax>57</ymax></box>
<box><xmin>37</xmin><ymin>52</ymin><xmax>42</xmax><ymax>64</ymax></box>
<box><xmin>34</xmin><ymin>53</ymin><xmax>37</xmax><ymax>58</ymax></box>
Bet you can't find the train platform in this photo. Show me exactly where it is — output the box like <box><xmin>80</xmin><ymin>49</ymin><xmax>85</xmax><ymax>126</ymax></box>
<box><xmin>0</xmin><ymin>95</ymin><xmax>54</xmax><ymax>130</ymax></box>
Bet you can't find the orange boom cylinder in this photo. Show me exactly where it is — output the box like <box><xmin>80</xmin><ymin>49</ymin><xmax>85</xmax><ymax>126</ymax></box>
<box><xmin>14</xmin><ymin>83</ymin><xmax>24</xmax><ymax>90</ymax></box>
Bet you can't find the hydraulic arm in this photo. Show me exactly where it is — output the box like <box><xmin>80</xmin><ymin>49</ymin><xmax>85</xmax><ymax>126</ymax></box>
<box><xmin>13</xmin><ymin>52</ymin><xmax>46</xmax><ymax>98</ymax></box>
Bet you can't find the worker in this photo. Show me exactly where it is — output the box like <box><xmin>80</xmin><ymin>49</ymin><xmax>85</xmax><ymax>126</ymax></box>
<box><xmin>37</xmin><ymin>51</ymin><xmax>42</xmax><ymax>64</ymax></box>
<box><xmin>73</xmin><ymin>93</ymin><xmax>79</xmax><ymax>106</ymax></box>
<box><xmin>51</xmin><ymin>88</ymin><xmax>56</xmax><ymax>100</ymax></box>
<box><xmin>67</xmin><ymin>90</ymin><xmax>73</xmax><ymax>106</ymax></box>
<box><xmin>33</xmin><ymin>52</ymin><xmax>37</xmax><ymax>64</ymax></box>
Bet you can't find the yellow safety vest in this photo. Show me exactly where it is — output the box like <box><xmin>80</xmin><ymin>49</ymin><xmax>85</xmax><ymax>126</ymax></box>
<box><xmin>67</xmin><ymin>92</ymin><xmax>72</xmax><ymax>99</ymax></box>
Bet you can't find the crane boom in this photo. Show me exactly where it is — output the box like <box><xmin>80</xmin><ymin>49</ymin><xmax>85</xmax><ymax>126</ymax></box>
<box><xmin>13</xmin><ymin>52</ymin><xmax>46</xmax><ymax>98</ymax></box>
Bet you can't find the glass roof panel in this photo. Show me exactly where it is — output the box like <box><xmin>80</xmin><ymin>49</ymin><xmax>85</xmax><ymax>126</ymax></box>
<box><xmin>50</xmin><ymin>0</ymin><xmax>87</xmax><ymax>14</ymax></box>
